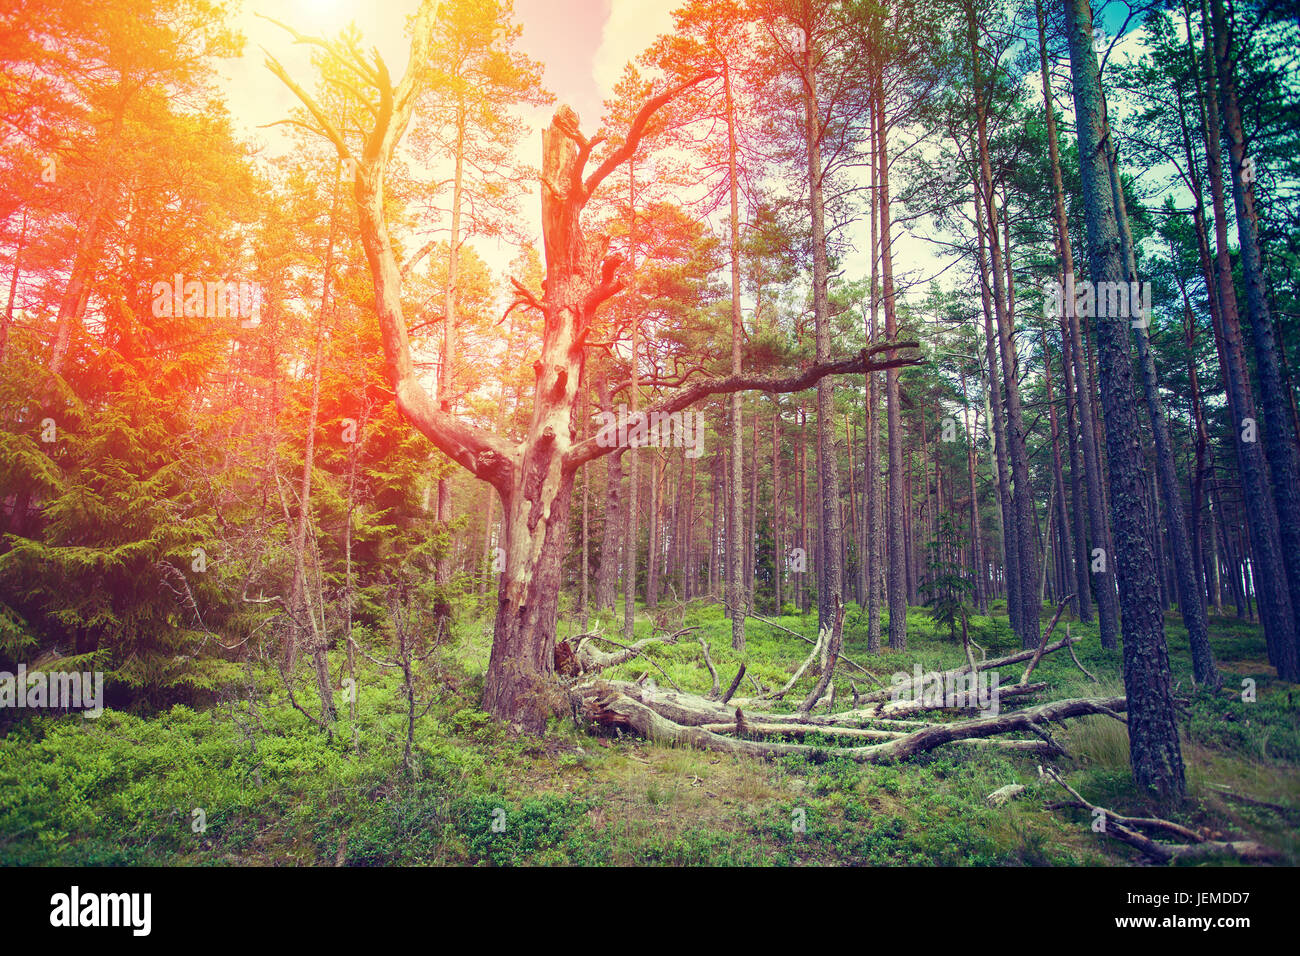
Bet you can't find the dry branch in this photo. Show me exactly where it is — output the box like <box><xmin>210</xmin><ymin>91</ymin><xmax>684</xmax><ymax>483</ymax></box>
<box><xmin>799</xmin><ymin>597</ymin><xmax>846</xmax><ymax>716</ymax></box>
<box><xmin>856</xmin><ymin>633</ymin><xmax>1082</xmax><ymax>706</ymax></box>
<box><xmin>565</xmin><ymin>342</ymin><xmax>921</xmax><ymax>471</ymax></box>
<box><xmin>1019</xmin><ymin>594</ymin><xmax>1072</xmax><ymax>686</ymax></box>
<box><xmin>699</xmin><ymin>639</ymin><xmax>721</xmax><ymax>699</ymax></box>
<box><xmin>1043</xmin><ymin>769</ymin><xmax>1280</xmax><ymax>863</ymax></box>
<box><xmin>721</xmin><ymin>664</ymin><xmax>747</xmax><ymax>704</ymax></box>
<box><xmin>729</xmin><ymin>602</ymin><xmax>884</xmax><ymax>686</ymax></box>
<box><xmin>1063</xmin><ymin>623</ymin><xmax>1098</xmax><ymax>682</ymax></box>
<box><xmin>762</xmin><ymin>624</ymin><xmax>826</xmax><ymax>701</ymax></box>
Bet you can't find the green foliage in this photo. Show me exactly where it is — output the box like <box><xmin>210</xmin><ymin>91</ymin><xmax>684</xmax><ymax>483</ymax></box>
<box><xmin>918</xmin><ymin>513</ymin><xmax>973</xmax><ymax>642</ymax></box>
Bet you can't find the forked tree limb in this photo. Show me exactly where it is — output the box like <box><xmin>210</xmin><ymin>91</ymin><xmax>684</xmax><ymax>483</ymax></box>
<box><xmin>800</xmin><ymin>597</ymin><xmax>846</xmax><ymax>716</ymax></box>
<box><xmin>263</xmin><ymin>0</ymin><xmax>520</xmax><ymax>497</ymax></box>
<box><xmin>579</xmin><ymin>74</ymin><xmax>716</xmax><ymax>201</ymax></box>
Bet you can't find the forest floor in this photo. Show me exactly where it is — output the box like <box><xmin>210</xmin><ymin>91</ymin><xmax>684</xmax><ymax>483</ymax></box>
<box><xmin>2</xmin><ymin>601</ymin><xmax>1297</xmax><ymax>866</ymax></box>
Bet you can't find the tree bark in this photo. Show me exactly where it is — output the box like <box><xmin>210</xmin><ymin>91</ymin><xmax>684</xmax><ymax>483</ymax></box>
<box><xmin>1210</xmin><ymin>0</ymin><xmax>1300</xmax><ymax>677</ymax></box>
<box><xmin>1196</xmin><ymin>0</ymin><xmax>1297</xmax><ymax>677</ymax></box>
<box><xmin>875</xmin><ymin>59</ymin><xmax>907</xmax><ymax>650</ymax></box>
<box><xmin>1063</xmin><ymin>0</ymin><xmax>1185</xmax><ymax>801</ymax></box>
<box><xmin>1107</xmin><ymin>145</ymin><xmax>1220</xmax><ymax>690</ymax></box>
<box><xmin>801</xmin><ymin>35</ymin><xmax>844</xmax><ymax>639</ymax></box>
<box><xmin>724</xmin><ymin>60</ymin><xmax>747</xmax><ymax>650</ymax></box>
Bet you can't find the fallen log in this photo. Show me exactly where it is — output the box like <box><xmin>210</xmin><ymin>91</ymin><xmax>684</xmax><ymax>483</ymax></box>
<box><xmin>694</xmin><ymin>721</ymin><xmax>1059</xmax><ymax>754</ymax></box>
<box><xmin>578</xmin><ymin>685</ymin><xmax>1128</xmax><ymax>764</ymax></box>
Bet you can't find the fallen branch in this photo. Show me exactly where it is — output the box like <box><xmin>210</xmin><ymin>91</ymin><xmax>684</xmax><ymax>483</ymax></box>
<box><xmin>800</xmin><ymin>596</ymin><xmax>845</xmax><ymax>716</ymax></box>
<box><xmin>1019</xmin><ymin>594</ymin><xmax>1073</xmax><ymax>687</ymax></box>
<box><xmin>1206</xmin><ymin>785</ymin><xmax>1300</xmax><ymax>820</ymax></box>
<box><xmin>857</xmin><ymin>634</ymin><xmax>1082</xmax><ymax>706</ymax></box>
<box><xmin>721</xmin><ymin>664</ymin><xmax>746</xmax><ymax>704</ymax></box>
<box><xmin>1044</xmin><ymin>769</ymin><xmax>1280</xmax><ymax>863</ymax></box>
<box><xmin>1063</xmin><ymin>623</ymin><xmax>1098</xmax><ymax>682</ymax></box>
<box><xmin>699</xmin><ymin>639</ymin><xmax>720</xmax><ymax>699</ymax></box>
<box><xmin>762</xmin><ymin>623</ymin><xmax>826</xmax><ymax>701</ymax></box>
<box><xmin>726</xmin><ymin>602</ymin><xmax>885</xmax><ymax>687</ymax></box>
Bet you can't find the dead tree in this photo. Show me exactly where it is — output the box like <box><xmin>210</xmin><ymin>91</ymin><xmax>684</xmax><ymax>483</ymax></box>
<box><xmin>264</xmin><ymin>3</ymin><xmax>919</xmax><ymax>732</ymax></box>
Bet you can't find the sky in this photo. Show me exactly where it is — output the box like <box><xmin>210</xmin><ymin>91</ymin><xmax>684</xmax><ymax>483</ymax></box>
<box><xmin>218</xmin><ymin>0</ymin><xmax>681</xmax><ymax>275</ymax></box>
<box><xmin>220</xmin><ymin>0</ymin><xmax>680</xmax><ymax>159</ymax></box>
<box><xmin>211</xmin><ymin>0</ymin><xmax>1157</xmax><ymax>322</ymax></box>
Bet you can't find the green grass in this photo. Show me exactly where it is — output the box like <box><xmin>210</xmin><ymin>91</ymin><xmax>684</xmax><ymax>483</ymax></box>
<box><xmin>1</xmin><ymin>599</ymin><xmax>1296</xmax><ymax>866</ymax></box>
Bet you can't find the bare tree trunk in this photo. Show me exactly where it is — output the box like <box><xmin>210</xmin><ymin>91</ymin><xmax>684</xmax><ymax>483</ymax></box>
<box><xmin>723</xmin><ymin>61</ymin><xmax>747</xmax><ymax>650</ymax></box>
<box><xmin>1035</xmin><ymin>2</ymin><xmax>1115</xmax><ymax>647</ymax></box>
<box><xmin>1196</xmin><ymin>0</ymin><xmax>1297</xmax><ymax>677</ymax></box>
<box><xmin>801</xmin><ymin>37</ymin><xmax>844</xmax><ymax>637</ymax></box>
<box><xmin>594</xmin><ymin>375</ymin><xmax>623</xmax><ymax>612</ymax></box>
<box><xmin>48</xmin><ymin>97</ymin><xmax>127</xmax><ymax>379</ymax></box>
<box><xmin>1107</xmin><ymin>144</ymin><xmax>1221</xmax><ymax>690</ymax></box>
<box><xmin>875</xmin><ymin>62</ymin><xmax>906</xmax><ymax>650</ymax></box>
<box><xmin>1210</xmin><ymin>0</ymin><xmax>1300</xmax><ymax>677</ymax></box>
<box><xmin>960</xmin><ymin>368</ymin><xmax>985</xmax><ymax>614</ymax></box>
<box><xmin>647</xmin><ymin>449</ymin><xmax>661</xmax><ymax>609</ymax></box>
<box><xmin>968</xmin><ymin>5</ymin><xmax>1038</xmax><ymax>648</ymax></box>
<box><xmin>1042</xmin><ymin>334</ymin><xmax>1075</xmax><ymax>620</ymax></box>
<box><xmin>1</xmin><ymin>210</ymin><xmax>26</xmax><ymax>364</ymax></box>
<box><xmin>975</xmin><ymin>183</ymin><xmax>1018</xmax><ymax>636</ymax></box>
<box><xmin>581</xmin><ymin>389</ymin><xmax>590</xmax><ymax>625</ymax></box>
<box><xmin>435</xmin><ymin>112</ymin><xmax>468</xmax><ymax>589</ymax></box>
<box><xmin>1035</xmin><ymin>0</ymin><xmax>1092</xmax><ymax>625</ymax></box>
<box><xmin>269</xmin><ymin>21</ymin><xmax>912</xmax><ymax>732</ymax></box>
<box><xmin>866</xmin><ymin>90</ymin><xmax>883</xmax><ymax>651</ymax></box>
<box><xmin>1063</xmin><ymin>0</ymin><xmax>1184</xmax><ymax>801</ymax></box>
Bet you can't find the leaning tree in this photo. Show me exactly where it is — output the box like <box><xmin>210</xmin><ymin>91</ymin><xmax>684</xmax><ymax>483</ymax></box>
<box><xmin>265</xmin><ymin>0</ymin><xmax>916</xmax><ymax>733</ymax></box>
